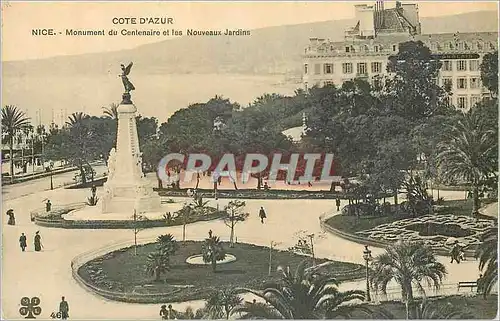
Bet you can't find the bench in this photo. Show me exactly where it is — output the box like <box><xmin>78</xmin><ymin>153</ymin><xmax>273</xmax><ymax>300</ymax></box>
<box><xmin>458</xmin><ymin>281</ymin><xmax>478</xmax><ymax>292</ymax></box>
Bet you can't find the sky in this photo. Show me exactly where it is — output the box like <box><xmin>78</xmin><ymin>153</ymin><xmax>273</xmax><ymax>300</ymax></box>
<box><xmin>1</xmin><ymin>1</ymin><xmax>498</xmax><ymax>61</ymax></box>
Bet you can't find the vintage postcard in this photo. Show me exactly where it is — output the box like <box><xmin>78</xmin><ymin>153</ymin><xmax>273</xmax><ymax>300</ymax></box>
<box><xmin>1</xmin><ymin>1</ymin><xmax>498</xmax><ymax>320</ymax></box>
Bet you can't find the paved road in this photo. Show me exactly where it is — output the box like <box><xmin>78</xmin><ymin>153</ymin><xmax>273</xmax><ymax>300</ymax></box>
<box><xmin>1</xmin><ymin>176</ymin><xmax>487</xmax><ymax>319</ymax></box>
<box><xmin>2</xmin><ymin>165</ymin><xmax>107</xmax><ymax>201</ymax></box>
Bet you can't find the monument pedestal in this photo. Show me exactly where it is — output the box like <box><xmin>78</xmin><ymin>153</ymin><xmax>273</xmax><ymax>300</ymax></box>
<box><xmin>101</xmin><ymin>99</ymin><xmax>161</xmax><ymax>214</ymax></box>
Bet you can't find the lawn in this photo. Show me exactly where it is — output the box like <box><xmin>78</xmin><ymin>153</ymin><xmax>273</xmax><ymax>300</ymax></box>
<box><xmin>326</xmin><ymin>199</ymin><xmax>497</xmax><ymax>234</ymax></box>
<box><xmin>78</xmin><ymin>241</ymin><xmax>365</xmax><ymax>303</ymax></box>
<box><xmin>349</xmin><ymin>295</ymin><xmax>498</xmax><ymax>319</ymax></box>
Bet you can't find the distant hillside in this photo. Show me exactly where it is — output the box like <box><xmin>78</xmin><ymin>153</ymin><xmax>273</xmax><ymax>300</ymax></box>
<box><xmin>3</xmin><ymin>11</ymin><xmax>498</xmax><ymax>77</ymax></box>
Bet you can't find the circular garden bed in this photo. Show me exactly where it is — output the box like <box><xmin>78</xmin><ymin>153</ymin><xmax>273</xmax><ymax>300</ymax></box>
<box><xmin>77</xmin><ymin>241</ymin><xmax>365</xmax><ymax>303</ymax></box>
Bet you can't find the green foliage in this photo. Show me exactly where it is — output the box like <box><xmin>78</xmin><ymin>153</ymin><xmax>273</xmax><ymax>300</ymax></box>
<box><xmin>201</xmin><ymin>234</ymin><xmax>226</xmax><ymax>272</ymax></box>
<box><xmin>476</xmin><ymin>228</ymin><xmax>498</xmax><ymax>297</ymax></box>
<box><xmin>223</xmin><ymin>200</ymin><xmax>249</xmax><ymax>246</ymax></box>
<box><xmin>204</xmin><ymin>288</ymin><xmax>243</xmax><ymax>319</ymax></box>
<box><xmin>233</xmin><ymin>260</ymin><xmax>369</xmax><ymax>319</ymax></box>
<box><xmin>480</xmin><ymin>51</ymin><xmax>498</xmax><ymax>96</ymax></box>
<box><xmin>86</xmin><ymin>195</ymin><xmax>99</xmax><ymax>206</ymax></box>
<box><xmin>156</xmin><ymin>233</ymin><xmax>179</xmax><ymax>257</ymax></box>
<box><xmin>370</xmin><ymin>241</ymin><xmax>447</xmax><ymax>319</ymax></box>
<box><xmin>145</xmin><ymin>251</ymin><xmax>170</xmax><ymax>281</ymax></box>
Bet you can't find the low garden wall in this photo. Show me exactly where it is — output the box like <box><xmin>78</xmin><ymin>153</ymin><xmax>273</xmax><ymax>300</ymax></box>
<box><xmin>319</xmin><ymin>212</ymin><xmax>482</xmax><ymax>258</ymax></box>
<box><xmin>156</xmin><ymin>188</ymin><xmax>392</xmax><ymax>200</ymax></box>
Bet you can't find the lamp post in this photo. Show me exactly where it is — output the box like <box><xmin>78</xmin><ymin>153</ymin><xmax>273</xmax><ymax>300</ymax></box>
<box><xmin>363</xmin><ymin>245</ymin><xmax>372</xmax><ymax>302</ymax></box>
<box><xmin>306</xmin><ymin>233</ymin><xmax>316</xmax><ymax>265</ymax></box>
<box><xmin>268</xmin><ymin>241</ymin><xmax>281</xmax><ymax>276</ymax></box>
<box><xmin>46</xmin><ymin>161</ymin><xmax>54</xmax><ymax>190</ymax></box>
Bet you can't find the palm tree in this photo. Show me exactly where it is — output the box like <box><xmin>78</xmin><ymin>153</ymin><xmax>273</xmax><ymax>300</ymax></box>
<box><xmin>476</xmin><ymin>228</ymin><xmax>498</xmax><ymax>297</ymax></box>
<box><xmin>1</xmin><ymin>105</ymin><xmax>30</xmax><ymax>182</ymax></box>
<box><xmin>201</xmin><ymin>234</ymin><xmax>226</xmax><ymax>272</ymax></box>
<box><xmin>370</xmin><ymin>241</ymin><xmax>447</xmax><ymax>319</ymax></box>
<box><xmin>65</xmin><ymin>112</ymin><xmax>90</xmax><ymax>127</ymax></box>
<box><xmin>232</xmin><ymin>260</ymin><xmax>369</xmax><ymax>319</ymax></box>
<box><xmin>205</xmin><ymin>288</ymin><xmax>243</xmax><ymax>319</ymax></box>
<box><xmin>102</xmin><ymin>103</ymin><xmax>119</xmax><ymax>119</ymax></box>
<box><xmin>145</xmin><ymin>251</ymin><xmax>170</xmax><ymax>281</ymax></box>
<box><xmin>436</xmin><ymin>113</ymin><xmax>497</xmax><ymax>215</ymax></box>
<box><xmin>156</xmin><ymin>233</ymin><xmax>179</xmax><ymax>256</ymax></box>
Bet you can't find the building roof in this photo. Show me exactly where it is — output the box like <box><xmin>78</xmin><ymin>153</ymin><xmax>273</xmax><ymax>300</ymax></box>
<box><xmin>305</xmin><ymin>32</ymin><xmax>498</xmax><ymax>56</ymax></box>
<box><xmin>282</xmin><ymin>126</ymin><xmax>304</xmax><ymax>142</ymax></box>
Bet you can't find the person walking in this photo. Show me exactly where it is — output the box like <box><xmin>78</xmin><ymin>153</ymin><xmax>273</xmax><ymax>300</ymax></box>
<box><xmin>477</xmin><ymin>274</ymin><xmax>483</xmax><ymax>294</ymax></box>
<box><xmin>34</xmin><ymin>231</ymin><xmax>43</xmax><ymax>252</ymax></box>
<box><xmin>91</xmin><ymin>185</ymin><xmax>97</xmax><ymax>197</ymax></box>
<box><xmin>59</xmin><ymin>296</ymin><xmax>69</xmax><ymax>319</ymax></box>
<box><xmin>259</xmin><ymin>206</ymin><xmax>267</xmax><ymax>224</ymax></box>
<box><xmin>19</xmin><ymin>233</ymin><xmax>27</xmax><ymax>252</ymax></box>
<box><xmin>46</xmin><ymin>199</ymin><xmax>52</xmax><ymax>212</ymax></box>
<box><xmin>450</xmin><ymin>241</ymin><xmax>461</xmax><ymax>264</ymax></box>
<box><xmin>335</xmin><ymin>198</ymin><xmax>341</xmax><ymax>212</ymax></box>
<box><xmin>6</xmin><ymin>209</ymin><xmax>16</xmax><ymax>225</ymax></box>
<box><xmin>160</xmin><ymin>305</ymin><xmax>168</xmax><ymax>319</ymax></box>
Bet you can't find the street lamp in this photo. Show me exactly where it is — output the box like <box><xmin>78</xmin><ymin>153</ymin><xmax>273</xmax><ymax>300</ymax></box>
<box><xmin>268</xmin><ymin>241</ymin><xmax>281</xmax><ymax>276</ymax></box>
<box><xmin>363</xmin><ymin>245</ymin><xmax>372</xmax><ymax>302</ymax></box>
<box><xmin>46</xmin><ymin>161</ymin><xmax>54</xmax><ymax>190</ymax></box>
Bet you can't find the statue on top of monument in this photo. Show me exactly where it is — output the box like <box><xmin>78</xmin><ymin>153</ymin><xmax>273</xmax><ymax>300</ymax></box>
<box><xmin>120</xmin><ymin>62</ymin><xmax>135</xmax><ymax>93</ymax></box>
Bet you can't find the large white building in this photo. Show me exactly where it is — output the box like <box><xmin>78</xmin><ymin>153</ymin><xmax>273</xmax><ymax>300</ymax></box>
<box><xmin>302</xmin><ymin>1</ymin><xmax>498</xmax><ymax>110</ymax></box>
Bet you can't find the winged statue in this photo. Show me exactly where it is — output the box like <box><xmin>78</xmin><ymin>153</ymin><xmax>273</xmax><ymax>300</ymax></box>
<box><xmin>120</xmin><ymin>62</ymin><xmax>135</xmax><ymax>93</ymax></box>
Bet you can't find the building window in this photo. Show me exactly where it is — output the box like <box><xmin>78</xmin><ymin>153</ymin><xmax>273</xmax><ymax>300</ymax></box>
<box><xmin>457</xmin><ymin>77</ymin><xmax>467</xmax><ymax>89</ymax></box>
<box><xmin>371</xmin><ymin>62</ymin><xmax>382</xmax><ymax>73</ymax></box>
<box><xmin>464</xmin><ymin>42</ymin><xmax>470</xmax><ymax>50</ymax></box>
<box><xmin>324</xmin><ymin>81</ymin><xmax>334</xmax><ymax>87</ymax></box>
<box><xmin>431</xmin><ymin>78</ymin><xmax>438</xmax><ymax>85</ymax></box>
<box><xmin>363</xmin><ymin>45</ymin><xmax>369</xmax><ymax>52</ymax></box>
<box><xmin>442</xmin><ymin>60</ymin><xmax>453</xmax><ymax>72</ymax></box>
<box><xmin>457</xmin><ymin>60</ymin><xmax>467</xmax><ymax>71</ymax></box>
<box><xmin>324</xmin><ymin>63</ymin><xmax>334</xmax><ymax>74</ymax></box>
<box><xmin>345</xmin><ymin>46</ymin><xmax>350</xmax><ymax>53</ymax></box>
<box><xmin>457</xmin><ymin>96</ymin><xmax>468</xmax><ymax>109</ymax></box>
<box><xmin>448</xmin><ymin>42</ymin><xmax>454</xmax><ymax>50</ymax></box>
<box><xmin>444</xmin><ymin>96</ymin><xmax>452</xmax><ymax>107</ymax></box>
<box><xmin>342</xmin><ymin>62</ymin><xmax>353</xmax><ymax>74</ymax></box>
<box><xmin>314</xmin><ymin>64</ymin><xmax>321</xmax><ymax>75</ymax></box>
<box><xmin>470</xmin><ymin>77</ymin><xmax>480</xmax><ymax>89</ymax></box>
<box><xmin>470</xmin><ymin>95</ymin><xmax>481</xmax><ymax>107</ymax></box>
<box><xmin>477</xmin><ymin>42</ymin><xmax>483</xmax><ymax>50</ymax></box>
<box><xmin>430</xmin><ymin>43</ymin><xmax>437</xmax><ymax>51</ymax></box>
<box><xmin>458</xmin><ymin>42</ymin><xmax>464</xmax><ymax>50</ymax></box>
<box><xmin>392</xmin><ymin>44</ymin><xmax>397</xmax><ymax>52</ymax></box>
<box><xmin>442</xmin><ymin>77</ymin><xmax>453</xmax><ymax>90</ymax></box>
<box><xmin>357</xmin><ymin>62</ymin><xmax>367</xmax><ymax>75</ymax></box>
<box><xmin>469</xmin><ymin>60</ymin><xmax>480</xmax><ymax>71</ymax></box>
<box><xmin>304</xmin><ymin>64</ymin><xmax>308</xmax><ymax>74</ymax></box>
<box><xmin>374</xmin><ymin>45</ymin><xmax>379</xmax><ymax>52</ymax></box>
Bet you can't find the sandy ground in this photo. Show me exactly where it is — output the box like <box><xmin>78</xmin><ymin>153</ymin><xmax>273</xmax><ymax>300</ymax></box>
<box><xmin>1</xmin><ymin>174</ymin><xmax>494</xmax><ymax>319</ymax></box>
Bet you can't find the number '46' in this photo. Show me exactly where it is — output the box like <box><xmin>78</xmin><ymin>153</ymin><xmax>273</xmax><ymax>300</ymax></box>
<box><xmin>50</xmin><ymin>312</ymin><xmax>62</xmax><ymax>319</ymax></box>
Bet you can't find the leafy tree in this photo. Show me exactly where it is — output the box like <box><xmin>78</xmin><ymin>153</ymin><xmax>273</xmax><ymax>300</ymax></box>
<box><xmin>176</xmin><ymin>204</ymin><xmax>193</xmax><ymax>241</ymax></box>
<box><xmin>436</xmin><ymin>112</ymin><xmax>497</xmax><ymax>215</ymax></box>
<box><xmin>402</xmin><ymin>175</ymin><xmax>433</xmax><ymax>216</ymax></box>
<box><xmin>480</xmin><ymin>50</ymin><xmax>498</xmax><ymax>97</ymax></box>
<box><xmin>156</xmin><ymin>233</ymin><xmax>179</xmax><ymax>256</ymax></box>
<box><xmin>201</xmin><ymin>234</ymin><xmax>226</xmax><ymax>272</ymax></box>
<box><xmin>204</xmin><ymin>288</ymin><xmax>243</xmax><ymax>319</ymax></box>
<box><xmin>370</xmin><ymin>241</ymin><xmax>447</xmax><ymax>319</ymax></box>
<box><xmin>223</xmin><ymin>200</ymin><xmax>249</xmax><ymax>247</ymax></box>
<box><xmin>476</xmin><ymin>228</ymin><xmax>498</xmax><ymax>297</ymax></box>
<box><xmin>233</xmin><ymin>260</ymin><xmax>369</xmax><ymax>319</ymax></box>
<box><xmin>1</xmin><ymin>105</ymin><xmax>30</xmax><ymax>182</ymax></box>
<box><xmin>385</xmin><ymin>41</ymin><xmax>450</xmax><ymax>120</ymax></box>
<box><xmin>145</xmin><ymin>251</ymin><xmax>170</xmax><ymax>282</ymax></box>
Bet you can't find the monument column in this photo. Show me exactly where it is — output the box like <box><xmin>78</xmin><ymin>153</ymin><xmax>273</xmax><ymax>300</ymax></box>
<box><xmin>101</xmin><ymin>64</ymin><xmax>161</xmax><ymax>213</ymax></box>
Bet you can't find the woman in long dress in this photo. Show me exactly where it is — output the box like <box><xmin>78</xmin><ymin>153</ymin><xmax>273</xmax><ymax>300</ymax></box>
<box><xmin>34</xmin><ymin>231</ymin><xmax>42</xmax><ymax>252</ymax></box>
<box><xmin>6</xmin><ymin>209</ymin><xmax>15</xmax><ymax>225</ymax></box>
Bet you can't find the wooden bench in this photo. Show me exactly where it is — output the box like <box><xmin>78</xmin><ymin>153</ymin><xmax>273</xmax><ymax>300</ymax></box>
<box><xmin>458</xmin><ymin>281</ymin><xmax>478</xmax><ymax>292</ymax></box>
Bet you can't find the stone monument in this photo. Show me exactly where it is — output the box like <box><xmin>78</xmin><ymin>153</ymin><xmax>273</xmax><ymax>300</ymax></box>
<box><xmin>101</xmin><ymin>62</ymin><xmax>162</xmax><ymax>213</ymax></box>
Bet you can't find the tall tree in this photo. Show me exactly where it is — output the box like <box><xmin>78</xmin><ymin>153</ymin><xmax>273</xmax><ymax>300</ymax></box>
<box><xmin>480</xmin><ymin>50</ymin><xmax>498</xmax><ymax>97</ymax></box>
<box><xmin>476</xmin><ymin>228</ymin><xmax>498</xmax><ymax>298</ymax></box>
<box><xmin>370</xmin><ymin>241</ymin><xmax>447</xmax><ymax>319</ymax></box>
<box><xmin>1</xmin><ymin>105</ymin><xmax>30</xmax><ymax>182</ymax></box>
<box><xmin>385</xmin><ymin>41</ymin><xmax>450</xmax><ymax>120</ymax></box>
<box><xmin>436</xmin><ymin>112</ymin><xmax>497</xmax><ymax>215</ymax></box>
<box><xmin>223</xmin><ymin>200</ymin><xmax>249</xmax><ymax>247</ymax></box>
